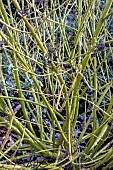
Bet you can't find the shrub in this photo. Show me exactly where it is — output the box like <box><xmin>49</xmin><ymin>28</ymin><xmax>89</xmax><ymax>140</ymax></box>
<box><xmin>0</xmin><ymin>0</ymin><xmax>113</xmax><ymax>169</ymax></box>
